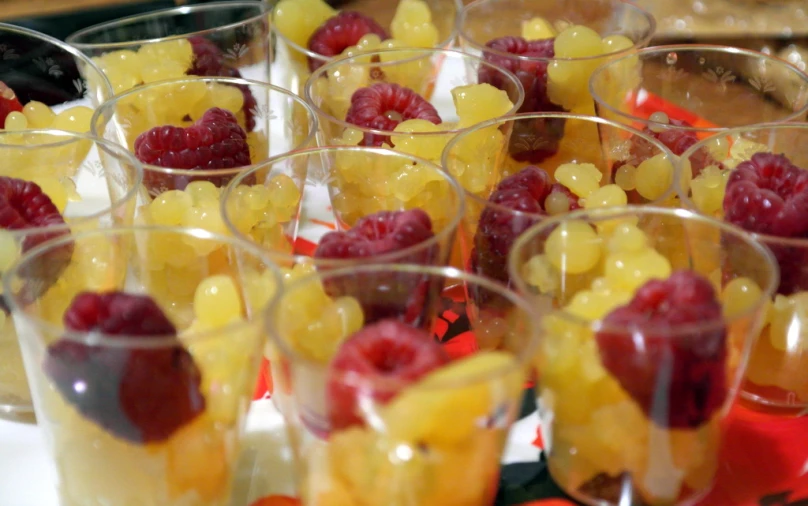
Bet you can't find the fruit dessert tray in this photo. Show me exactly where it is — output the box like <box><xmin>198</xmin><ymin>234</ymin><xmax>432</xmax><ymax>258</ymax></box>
<box><xmin>2</xmin><ymin>52</ymin><xmax>808</xmax><ymax>506</ymax></box>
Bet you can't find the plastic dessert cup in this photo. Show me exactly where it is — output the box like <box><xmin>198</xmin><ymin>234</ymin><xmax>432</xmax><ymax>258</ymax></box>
<box><xmin>508</xmin><ymin>206</ymin><xmax>778</xmax><ymax>506</ymax></box>
<box><xmin>303</xmin><ymin>48</ymin><xmax>524</xmax><ymax>165</ymax></box>
<box><xmin>457</xmin><ymin>0</ymin><xmax>655</xmax><ymax>118</ymax></box>
<box><xmin>92</xmin><ymin>76</ymin><xmax>317</xmax><ymax>243</ymax></box>
<box><xmin>0</xmin><ymin>130</ymin><xmax>142</xmax><ymax>418</ymax></box>
<box><xmin>589</xmin><ymin>45</ymin><xmax>808</xmax><ymax>160</ymax></box>
<box><xmin>4</xmin><ymin>225</ymin><xmax>282</xmax><ymax>506</ymax></box>
<box><xmin>221</xmin><ymin>145</ymin><xmax>464</xmax><ymax>262</ymax></box>
<box><xmin>678</xmin><ymin>123</ymin><xmax>808</xmax><ymax>412</ymax></box>
<box><xmin>66</xmin><ymin>1</ymin><xmax>270</xmax><ymax>98</ymax></box>
<box><xmin>442</xmin><ymin>112</ymin><xmax>677</xmax><ymax>280</ymax></box>
<box><xmin>265</xmin><ymin>263</ymin><xmax>541</xmax><ymax>506</ymax></box>
<box><xmin>270</xmin><ymin>0</ymin><xmax>461</xmax><ymax>96</ymax></box>
<box><xmin>0</xmin><ymin>23</ymin><xmax>113</xmax><ymax>131</ymax></box>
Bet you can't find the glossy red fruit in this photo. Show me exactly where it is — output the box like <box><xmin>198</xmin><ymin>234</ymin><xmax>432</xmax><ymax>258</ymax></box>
<box><xmin>187</xmin><ymin>36</ymin><xmax>258</xmax><ymax>132</ymax></box>
<box><xmin>327</xmin><ymin>319</ymin><xmax>449</xmax><ymax>429</ymax></box>
<box><xmin>307</xmin><ymin>11</ymin><xmax>389</xmax><ymax>71</ymax></box>
<box><xmin>595</xmin><ymin>270</ymin><xmax>728</xmax><ymax>429</ymax></box>
<box><xmin>479</xmin><ymin>37</ymin><xmax>559</xmax><ymax>114</ymax></box>
<box><xmin>0</xmin><ymin>81</ymin><xmax>23</xmax><ymax>127</ymax></box>
<box><xmin>723</xmin><ymin>152</ymin><xmax>808</xmax><ymax>237</ymax></box>
<box><xmin>134</xmin><ymin>107</ymin><xmax>252</xmax><ymax>195</ymax></box>
<box><xmin>315</xmin><ymin>208</ymin><xmax>435</xmax><ymax>260</ymax></box>
<box><xmin>470</xmin><ymin>166</ymin><xmax>554</xmax><ymax>306</ymax></box>
<box><xmin>344</xmin><ymin>83</ymin><xmax>442</xmax><ymax>146</ymax></box>
<box><xmin>315</xmin><ymin>209</ymin><xmax>438</xmax><ymax>324</ymax></box>
<box><xmin>44</xmin><ymin>292</ymin><xmax>205</xmax><ymax>444</ymax></box>
<box><xmin>0</xmin><ymin>177</ymin><xmax>73</xmax><ymax>311</ymax></box>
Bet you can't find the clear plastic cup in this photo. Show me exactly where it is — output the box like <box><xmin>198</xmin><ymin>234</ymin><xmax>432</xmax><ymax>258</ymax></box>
<box><xmin>5</xmin><ymin>225</ymin><xmax>282</xmax><ymax>505</ymax></box>
<box><xmin>303</xmin><ymin>48</ymin><xmax>524</xmax><ymax>164</ymax></box>
<box><xmin>0</xmin><ymin>130</ymin><xmax>142</xmax><ymax>418</ymax></box>
<box><xmin>508</xmin><ymin>205</ymin><xmax>778</xmax><ymax>505</ymax></box>
<box><xmin>92</xmin><ymin>75</ymin><xmax>317</xmax><ymax>243</ymax></box>
<box><xmin>457</xmin><ymin>0</ymin><xmax>655</xmax><ymax>116</ymax></box>
<box><xmin>0</xmin><ymin>22</ymin><xmax>113</xmax><ymax>130</ymax></box>
<box><xmin>270</xmin><ymin>0</ymin><xmax>461</xmax><ymax>96</ymax></box>
<box><xmin>266</xmin><ymin>263</ymin><xmax>541</xmax><ymax>506</ymax></box>
<box><xmin>66</xmin><ymin>1</ymin><xmax>270</xmax><ymax>97</ymax></box>
<box><xmin>678</xmin><ymin>123</ymin><xmax>808</xmax><ymax>412</ymax></box>
<box><xmin>442</xmin><ymin>112</ymin><xmax>677</xmax><ymax>276</ymax></box>
<box><xmin>589</xmin><ymin>44</ymin><xmax>808</xmax><ymax>157</ymax></box>
<box><xmin>221</xmin><ymin>145</ymin><xmax>464</xmax><ymax>263</ymax></box>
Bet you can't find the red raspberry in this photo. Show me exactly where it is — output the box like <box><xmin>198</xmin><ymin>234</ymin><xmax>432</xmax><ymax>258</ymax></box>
<box><xmin>0</xmin><ymin>81</ymin><xmax>23</xmax><ymax>127</ymax></box>
<box><xmin>315</xmin><ymin>208</ymin><xmax>435</xmax><ymax>260</ymax></box>
<box><xmin>187</xmin><ymin>37</ymin><xmax>258</xmax><ymax>132</ymax></box>
<box><xmin>134</xmin><ymin>107</ymin><xmax>252</xmax><ymax>195</ymax></box>
<box><xmin>479</xmin><ymin>37</ymin><xmax>561</xmax><ymax>115</ymax></box>
<box><xmin>44</xmin><ymin>292</ymin><xmax>205</xmax><ymax>444</ymax></box>
<box><xmin>327</xmin><ymin>319</ymin><xmax>449</xmax><ymax>429</ymax></box>
<box><xmin>723</xmin><ymin>152</ymin><xmax>808</xmax><ymax>237</ymax></box>
<box><xmin>595</xmin><ymin>270</ymin><xmax>728</xmax><ymax>429</ymax></box>
<box><xmin>315</xmin><ymin>209</ymin><xmax>436</xmax><ymax>324</ymax></box>
<box><xmin>470</xmin><ymin>167</ymin><xmax>565</xmax><ymax>305</ymax></box>
<box><xmin>479</xmin><ymin>37</ymin><xmax>566</xmax><ymax>163</ymax></box>
<box><xmin>344</xmin><ymin>83</ymin><xmax>442</xmax><ymax>147</ymax></box>
<box><xmin>0</xmin><ymin>177</ymin><xmax>73</xmax><ymax>311</ymax></box>
<box><xmin>307</xmin><ymin>12</ymin><xmax>390</xmax><ymax>72</ymax></box>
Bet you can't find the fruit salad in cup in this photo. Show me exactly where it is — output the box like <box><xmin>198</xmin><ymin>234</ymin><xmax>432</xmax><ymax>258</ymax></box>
<box><xmin>680</xmin><ymin>127</ymin><xmax>808</xmax><ymax>410</ymax></box>
<box><xmin>272</xmin><ymin>0</ymin><xmax>457</xmax><ymax>95</ymax></box>
<box><xmin>442</xmin><ymin>113</ymin><xmax>677</xmax><ymax>305</ymax></box>
<box><xmin>508</xmin><ymin>206</ymin><xmax>776</xmax><ymax>506</ymax></box>
<box><xmin>305</xmin><ymin>48</ymin><xmax>524</xmax><ymax>196</ymax></box>
<box><xmin>6</xmin><ymin>227</ymin><xmax>280</xmax><ymax>505</ymax></box>
<box><xmin>93</xmin><ymin>77</ymin><xmax>317</xmax><ymax>256</ymax></box>
<box><xmin>266</xmin><ymin>264</ymin><xmax>540</xmax><ymax>506</ymax></box>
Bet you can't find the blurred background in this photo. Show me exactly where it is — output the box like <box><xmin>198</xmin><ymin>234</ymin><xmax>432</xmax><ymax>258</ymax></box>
<box><xmin>3</xmin><ymin>0</ymin><xmax>808</xmax><ymax>73</ymax></box>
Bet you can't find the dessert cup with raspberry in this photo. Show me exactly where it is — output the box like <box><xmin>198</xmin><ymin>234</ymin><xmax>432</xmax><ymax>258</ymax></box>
<box><xmin>508</xmin><ymin>206</ymin><xmax>777</xmax><ymax>506</ymax></box>
<box><xmin>457</xmin><ymin>0</ymin><xmax>655</xmax><ymax>119</ymax></box>
<box><xmin>222</xmin><ymin>145</ymin><xmax>465</xmax><ymax>263</ymax></box>
<box><xmin>92</xmin><ymin>76</ymin><xmax>317</xmax><ymax>246</ymax></box>
<box><xmin>443</xmin><ymin>112</ymin><xmax>678</xmax><ymax>292</ymax></box>
<box><xmin>304</xmin><ymin>47</ymin><xmax>524</xmax><ymax>186</ymax></box>
<box><xmin>67</xmin><ymin>1</ymin><xmax>270</xmax><ymax>101</ymax></box>
<box><xmin>0</xmin><ymin>130</ymin><xmax>142</xmax><ymax>419</ymax></box>
<box><xmin>271</xmin><ymin>0</ymin><xmax>461</xmax><ymax>96</ymax></box>
<box><xmin>4</xmin><ymin>225</ymin><xmax>282</xmax><ymax>505</ymax></box>
<box><xmin>265</xmin><ymin>263</ymin><xmax>541</xmax><ymax>506</ymax></box>
<box><xmin>589</xmin><ymin>45</ymin><xmax>808</xmax><ymax>168</ymax></box>
<box><xmin>0</xmin><ymin>23</ymin><xmax>113</xmax><ymax>131</ymax></box>
<box><xmin>678</xmin><ymin>124</ymin><xmax>808</xmax><ymax>412</ymax></box>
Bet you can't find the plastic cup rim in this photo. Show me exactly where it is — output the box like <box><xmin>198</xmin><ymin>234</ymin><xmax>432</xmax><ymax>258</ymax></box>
<box><xmin>220</xmin><ymin>144</ymin><xmax>467</xmax><ymax>269</ymax></box>
<box><xmin>66</xmin><ymin>0</ymin><xmax>270</xmax><ymax>50</ymax></box>
<box><xmin>442</xmin><ymin>111</ymin><xmax>679</xmax><ymax>208</ymax></box>
<box><xmin>0</xmin><ymin>22</ymin><xmax>113</xmax><ymax>100</ymax></box>
<box><xmin>302</xmin><ymin>47</ymin><xmax>526</xmax><ymax>137</ymax></box>
<box><xmin>90</xmin><ymin>76</ymin><xmax>320</xmax><ymax>177</ymax></box>
<box><xmin>456</xmin><ymin>0</ymin><xmax>656</xmax><ymax>64</ymax></box>
<box><xmin>0</xmin><ymin>128</ymin><xmax>144</xmax><ymax>228</ymax></box>
<box><xmin>588</xmin><ymin>43</ymin><xmax>808</xmax><ymax>133</ymax></box>
<box><xmin>3</xmin><ymin>224</ymin><xmax>284</xmax><ymax>349</ymax></box>
<box><xmin>507</xmin><ymin>204</ymin><xmax>780</xmax><ymax>336</ymax></box>
<box><xmin>677</xmin><ymin>122</ymin><xmax>808</xmax><ymax>248</ymax></box>
<box><xmin>266</xmin><ymin>263</ymin><xmax>542</xmax><ymax>392</ymax></box>
<box><xmin>269</xmin><ymin>0</ymin><xmax>463</xmax><ymax>65</ymax></box>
